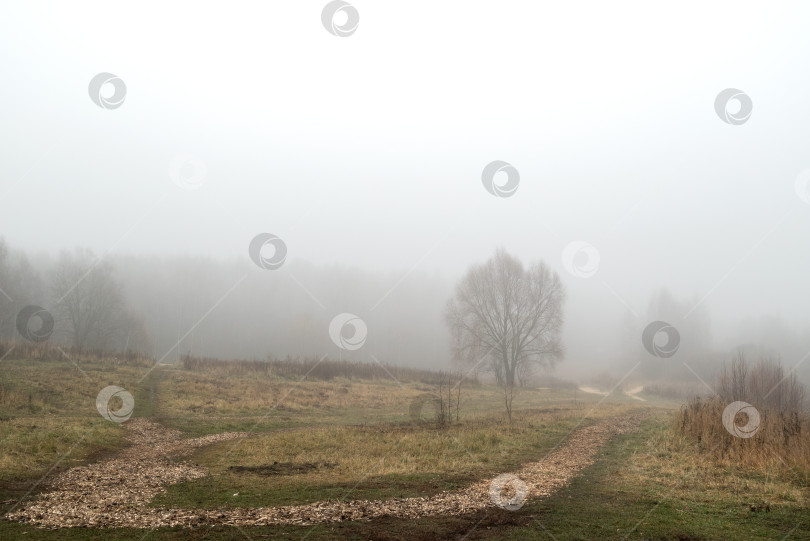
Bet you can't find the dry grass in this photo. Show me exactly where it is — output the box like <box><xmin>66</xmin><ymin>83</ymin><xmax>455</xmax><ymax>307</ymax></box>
<box><xmin>155</xmin><ymin>402</ymin><xmax>647</xmax><ymax>510</ymax></box>
<box><xmin>678</xmin><ymin>356</ymin><xmax>810</xmax><ymax>479</ymax></box>
<box><xmin>0</xmin><ymin>351</ymin><xmax>596</xmax><ymax>485</ymax></box>
<box><xmin>154</xmin><ymin>364</ymin><xmax>603</xmax><ymax>436</ymax></box>
<box><xmin>0</xmin><ymin>358</ymin><xmax>149</xmax><ymax>416</ymax></box>
<box><xmin>252</xmin><ymin>403</ymin><xmax>637</xmax><ymax>479</ymax></box>
<box><xmin>635</xmin><ymin>420</ymin><xmax>807</xmax><ymax>507</ymax></box>
<box><xmin>158</xmin><ymin>357</ymin><xmax>488</xmax><ymax>432</ymax></box>
<box><xmin>180</xmin><ymin>354</ymin><xmax>476</xmax><ymax>384</ymax></box>
<box><xmin>223</xmin><ymin>412</ymin><xmax>570</xmax><ymax>479</ymax></box>
<box><xmin>0</xmin><ymin>417</ymin><xmax>123</xmax><ymax>481</ymax></box>
<box><xmin>516</xmin><ymin>413</ymin><xmax>810</xmax><ymax>541</ymax></box>
<box><xmin>160</xmin><ymin>369</ymin><xmax>418</xmax><ymax>415</ymax></box>
<box><xmin>0</xmin><ymin>339</ymin><xmax>153</xmax><ymax>368</ymax></box>
<box><xmin>0</xmin><ymin>356</ymin><xmax>152</xmax><ymax>481</ymax></box>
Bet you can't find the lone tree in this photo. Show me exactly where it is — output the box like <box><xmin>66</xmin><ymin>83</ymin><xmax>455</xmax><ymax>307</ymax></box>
<box><xmin>445</xmin><ymin>248</ymin><xmax>566</xmax><ymax>423</ymax></box>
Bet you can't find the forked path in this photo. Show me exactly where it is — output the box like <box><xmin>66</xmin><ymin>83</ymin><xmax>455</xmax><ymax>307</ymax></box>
<box><xmin>7</xmin><ymin>413</ymin><xmax>647</xmax><ymax>529</ymax></box>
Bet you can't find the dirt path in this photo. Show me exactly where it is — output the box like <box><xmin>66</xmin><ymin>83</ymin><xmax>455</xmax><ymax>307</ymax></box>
<box><xmin>578</xmin><ymin>386</ymin><xmax>608</xmax><ymax>396</ymax></box>
<box><xmin>6</xmin><ymin>413</ymin><xmax>647</xmax><ymax>529</ymax></box>
<box><xmin>625</xmin><ymin>386</ymin><xmax>647</xmax><ymax>402</ymax></box>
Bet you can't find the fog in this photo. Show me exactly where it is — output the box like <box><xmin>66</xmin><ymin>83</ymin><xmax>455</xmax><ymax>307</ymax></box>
<box><xmin>3</xmin><ymin>1</ymin><xmax>810</xmax><ymax>384</ymax></box>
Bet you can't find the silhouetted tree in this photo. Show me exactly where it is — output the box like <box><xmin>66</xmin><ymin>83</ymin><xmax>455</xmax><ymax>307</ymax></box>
<box><xmin>445</xmin><ymin>248</ymin><xmax>566</xmax><ymax>423</ymax></box>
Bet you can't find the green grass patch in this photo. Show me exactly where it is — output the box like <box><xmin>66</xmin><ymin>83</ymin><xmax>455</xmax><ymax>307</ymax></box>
<box><xmin>153</xmin><ymin>412</ymin><xmax>588</xmax><ymax>509</ymax></box>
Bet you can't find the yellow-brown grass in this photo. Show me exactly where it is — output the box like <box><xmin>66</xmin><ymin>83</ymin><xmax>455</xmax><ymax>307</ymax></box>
<box><xmin>153</xmin><ymin>401</ymin><xmax>649</xmax><ymax>510</ymax></box>
<box><xmin>0</xmin><ymin>417</ymin><xmax>123</xmax><ymax>480</ymax></box>
<box><xmin>180</xmin><ymin>354</ymin><xmax>478</xmax><ymax>384</ymax></box>
<box><xmin>221</xmin><ymin>402</ymin><xmax>640</xmax><ymax>478</ymax></box>
<box><xmin>161</xmin><ymin>369</ymin><xmax>420</xmax><ymax>415</ymax></box>
<box><xmin>678</xmin><ymin>356</ymin><xmax>810</xmax><ymax>480</ymax></box>
<box><xmin>0</xmin><ymin>355</ymin><xmax>151</xmax><ymax>481</ymax></box>
<box><xmin>616</xmin><ymin>418</ymin><xmax>808</xmax><ymax>522</ymax></box>
<box><xmin>0</xmin><ymin>339</ymin><xmax>153</xmax><ymax>368</ymax></box>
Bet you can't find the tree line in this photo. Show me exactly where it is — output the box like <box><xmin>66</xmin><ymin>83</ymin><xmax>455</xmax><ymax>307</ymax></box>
<box><xmin>0</xmin><ymin>238</ymin><xmax>452</xmax><ymax>369</ymax></box>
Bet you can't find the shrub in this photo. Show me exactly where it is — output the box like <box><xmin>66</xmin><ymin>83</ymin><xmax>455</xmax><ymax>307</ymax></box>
<box><xmin>678</xmin><ymin>354</ymin><xmax>809</xmax><ymax>477</ymax></box>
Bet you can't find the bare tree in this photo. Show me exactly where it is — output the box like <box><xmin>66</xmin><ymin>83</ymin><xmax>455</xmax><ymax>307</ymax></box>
<box><xmin>445</xmin><ymin>248</ymin><xmax>565</xmax><ymax>423</ymax></box>
<box><xmin>433</xmin><ymin>370</ymin><xmax>465</xmax><ymax>426</ymax></box>
<box><xmin>51</xmin><ymin>249</ymin><xmax>127</xmax><ymax>350</ymax></box>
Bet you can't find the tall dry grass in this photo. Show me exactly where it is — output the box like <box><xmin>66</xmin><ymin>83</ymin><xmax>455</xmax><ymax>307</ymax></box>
<box><xmin>0</xmin><ymin>338</ymin><xmax>153</xmax><ymax>367</ymax></box>
<box><xmin>678</xmin><ymin>355</ymin><xmax>809</xmax><ymax>478</ymax></box>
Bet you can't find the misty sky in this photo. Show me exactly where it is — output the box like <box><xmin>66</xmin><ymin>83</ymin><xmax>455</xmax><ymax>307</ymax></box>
<box><xmin>3</xmin><ymin>1</ymin><xmax>810</xmax><ymax>376</ymax></box>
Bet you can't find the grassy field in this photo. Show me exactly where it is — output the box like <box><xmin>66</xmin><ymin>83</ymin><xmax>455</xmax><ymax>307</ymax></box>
<box><xmin>0</xmin><ymin>356</ymin><xmax>149</xmax><ymax>482</ymax></box>
<box><xmin>153</xmin><ymin>408</ymin><xmax>609</xmax><ymax>509</ymax></box>
<box><xmin>1</xmin><ymin>353</ymin><xmax>809</xmax><ymax>540</ymax></box>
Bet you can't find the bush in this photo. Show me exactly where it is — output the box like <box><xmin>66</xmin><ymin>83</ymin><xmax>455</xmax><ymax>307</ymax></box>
<box><xmin>678</xmin><ymin>354</ymin><xmax>809</xmax><ymax>477</ymax></box>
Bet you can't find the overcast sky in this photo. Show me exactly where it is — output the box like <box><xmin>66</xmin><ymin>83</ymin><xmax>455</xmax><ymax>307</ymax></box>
<box><xmin>3</xmin><ymin>1</ymin><xmax>810</xmax><ymax>375</ymax></box>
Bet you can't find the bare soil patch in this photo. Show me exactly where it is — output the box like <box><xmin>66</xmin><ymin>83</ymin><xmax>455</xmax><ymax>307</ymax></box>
<box><xmin>228</xmin><ymin>461</ymin><xmax>338</xmax><ymax>476</ymax></box>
